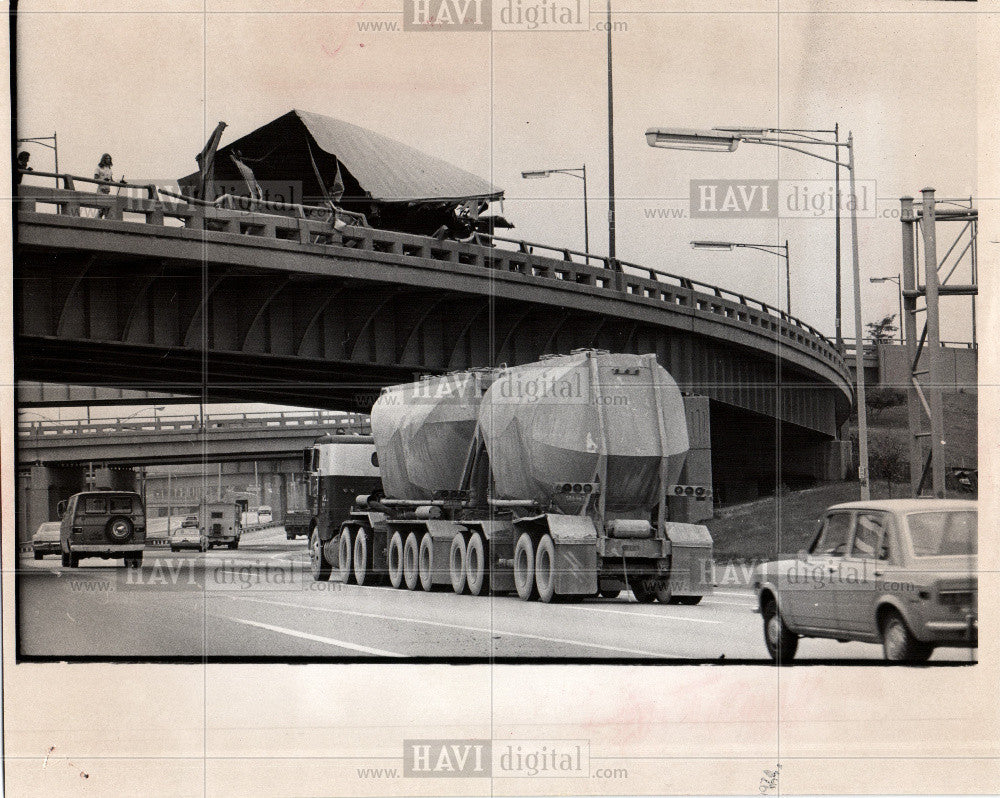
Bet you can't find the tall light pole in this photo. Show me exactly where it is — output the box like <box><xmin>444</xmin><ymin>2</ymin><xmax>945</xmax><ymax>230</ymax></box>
<box><xmin>647</xmin><ymin>125</ymin><xmax>870</xmax><ymax>499</ymax></box>
<box><xmin>522</xmin><ymin>166</ymin><xmax>589</xmax><ymax>253</ymax></box>
<box><xmin>16</xmin><ymin>132</ymin><xmax>59</xmax><ymax>187</ymax></box>
<box><xmin>691</xmin><ymin>239</ymin><xmax>792</xmax><ymax>316</ymax></box>
<box><xmin>869</xmin><ymin>275</ymin><xmax>904</xmax><ymax>344</ymax></box>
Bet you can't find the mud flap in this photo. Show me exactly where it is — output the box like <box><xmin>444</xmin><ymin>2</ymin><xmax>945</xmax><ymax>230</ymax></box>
<box><xmin>662</xmin><ymin>522</ymin><xmax>714</xmax><ymax>597</ymax></box>
<box><xmin>545</xmin><ymin>515</ymin><xmax>599</xmax><ymax>597</ymax></box>
<box><xmin>470</xmin><ymin>520</ymin><xmax>516</xmax><ymax>594</ymax></box>
<box><xmin>424</xmin><ymin>520</ymin><xmax>467</xmax><ymax>587</ymax></box>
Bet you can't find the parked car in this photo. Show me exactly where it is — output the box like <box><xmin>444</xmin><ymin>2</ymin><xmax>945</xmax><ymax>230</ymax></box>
<box><xmin>170</xmin><ymin>525</ymin><xmax>207</xmax><ymax>552</ymax></box>
<box><xmin>58</xmin><ymin>490</ymin><xmax>146</xmax><ymax>568</ymax></box>
<box><xmin>32</xmin><ymin>521</ymin><xmax>62</xmax><ymax>559</ymax></box>
<box><xmin>753</xmin><ymin>499</ymin><xmax>977</xmax><ymax>663</ymax></box>
<box><xmin>181</xmin><ymin>515</ymin><xmax>199</xmax><ymax>528</ymax></box>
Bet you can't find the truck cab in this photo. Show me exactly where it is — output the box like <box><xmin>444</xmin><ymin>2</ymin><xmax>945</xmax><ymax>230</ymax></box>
<box><xmin>58</xmin><ymin>490</ymin><xmax>146</xmax><ymax>568</ymax></box>
<box><xmin>203</xmin><ymin>500</ymin><xmax>243</xmax><ymax>550</ymax></box>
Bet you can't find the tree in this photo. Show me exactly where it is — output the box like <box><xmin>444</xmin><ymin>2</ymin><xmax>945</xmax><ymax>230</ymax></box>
<box><xmin>866</xmin><ymin>386</ymin><xmax>906</xmax><ymax>421</ymax></box>
<box><xmin>866</xmin><ymin>314</ymin><xmax>898</xmax><ymax>344</ymax></box>
<box><xmin>868</xmin><ymin>432</ymin><xmax>907</xmax><ymax>496</ymax></box>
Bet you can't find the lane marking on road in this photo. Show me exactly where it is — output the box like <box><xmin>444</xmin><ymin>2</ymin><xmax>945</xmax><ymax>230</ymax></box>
<box><xmin>701</xmin><ymin>596</ymin><xmax>758</xmax><ymax>607</ymax></box>
<box><xmin>227</xmin><ymin>595</ymin><xmax>681</xmax><ymax>658</ymax></box>
<box><xmin>552</xmin><ymin>603</ymin><xmax>724</xmax><ymax>625</ymax></box>
<box><xmin>219</xmin><ymin>616</ymin><xmax>404</xmax><ymax>657</ymax></box>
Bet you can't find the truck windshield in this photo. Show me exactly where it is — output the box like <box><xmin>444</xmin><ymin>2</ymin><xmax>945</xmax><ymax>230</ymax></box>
<box><xmin>906</xmin><ymin>510</ymin><xmax>977</xmax><ymax>556</ymax></box>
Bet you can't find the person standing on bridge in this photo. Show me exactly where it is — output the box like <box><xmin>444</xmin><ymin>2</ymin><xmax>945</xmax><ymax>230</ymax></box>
<box><xmin>94</xmin><ymin>153</ymin><xmax>115</xmax><ymax>218</ymax></box>
<box><xmin>16</xmin><ymin>151</ymin><xmax>32</xmax><ymax>184</ymax></box>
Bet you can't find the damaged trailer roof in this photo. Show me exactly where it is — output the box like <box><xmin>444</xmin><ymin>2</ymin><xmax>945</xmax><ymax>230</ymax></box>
<box><xmin>180</xmin><ymin>109</ymin><xmax>503</xmax><ymax>205</ymax></box>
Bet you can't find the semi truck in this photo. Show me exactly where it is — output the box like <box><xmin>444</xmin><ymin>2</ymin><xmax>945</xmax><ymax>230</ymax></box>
<box><xmin>309</xmin><ymin>350</ymin><xmax>713</xmax><ymax>603</ymax></box>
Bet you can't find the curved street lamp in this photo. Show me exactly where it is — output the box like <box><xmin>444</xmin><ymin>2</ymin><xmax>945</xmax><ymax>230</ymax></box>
<box><xmin>648</xmin><ymin>125</ymin><xmax>870</xmax><ymax>499</ymax></box>
<box><xmin>522</xmin><ymin>165</ymin><xmax>589</xmax><ymax>254</ymax></box>
<box><xmin>691</xmin><ymin>239</ymin><xmax>791</xmax><ymax>315</ymax></box>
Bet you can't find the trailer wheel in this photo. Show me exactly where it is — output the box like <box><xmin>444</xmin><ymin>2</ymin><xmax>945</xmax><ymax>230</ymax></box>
<box><xmin>534</xmin><ymin>534</ymin><xmax>557</xmax><ymax>603</ymax></box>
<box><xmin>599</xmin><ymin>587</ymin><xmax>622</xmax><ymax>599</ymax></box>
<box><xmin>513</xmin><ymin>533</ymin><xmax>538</xmax><ymax>601</ymax></box>
<box><xmin>353</xmin><ymin>527</ymin><xmax>372</xmax><ymax>586</ymax></box>
<box><xmin>387</xmin><ymin>532</ymin><xmax>404</xmax><ymax>589</ymax></box>
<box><xmin>338</xmin><ymin>528</ymin><xmax>355</xmax><ymax>584</ymax></box>
<box><xmin>465</xmin><ymin>532</ymin><xmax>490</xmax><ymax>596</ymax></box>
<box><xmin>310</xmin><ymin>529</ymin><xmax>332</xmax><ymax>581</ymax></box>
<box><xmin>449</xmin><ymin>534</ymin><xmax>467</xmax><ymax>594</ymax></box>
<box><xmin>631</xmin><ymin>578</ymin><xmax>657</xmax><ymax>603</ymax></box>
<box><xmin>403</xmin><ymin>533</ymin><xmax>420</xmax><ymax>591</ymax></box>
<box><xmin>418</xmin><ymin>534</ymin><xmax>435</xmax><ymax>592</ymax></box>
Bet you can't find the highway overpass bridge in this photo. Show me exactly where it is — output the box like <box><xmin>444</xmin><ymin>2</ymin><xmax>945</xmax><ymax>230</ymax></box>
<box><xmin>15</xmin><ymin>182</ymin><xmax>854</xmax><ymax>514</ymax></box>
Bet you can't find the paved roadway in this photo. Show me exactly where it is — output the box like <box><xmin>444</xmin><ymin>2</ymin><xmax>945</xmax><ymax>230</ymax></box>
<box><xmin>17</xmin><ymin>526</ymin><xmax>976</xmax><ymax>663</ymax></box>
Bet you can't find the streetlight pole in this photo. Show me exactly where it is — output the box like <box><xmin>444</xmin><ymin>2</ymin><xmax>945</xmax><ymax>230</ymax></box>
<box><xmin>521</xmin><ymin>166</ymin><xmax>590</xmax><ymax>253</ymax></box>
<box><xmin>648</xmin><ymin>125</ymin><xmax>870</xmax><ymax>499</ymax></box>
<box><xmin>690</xmin><ymin>240</ymin><xmax>792</xmax><ymax>315</ymax></box>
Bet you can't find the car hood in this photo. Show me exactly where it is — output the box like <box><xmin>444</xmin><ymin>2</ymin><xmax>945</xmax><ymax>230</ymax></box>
<box><xmin>898</xmin><ymin>555</ymin><xmax>977</xmax><ymax>574</ymax></box>
<box><xmin>33</xmin><ymin>529</ymin><xmax>61</xmax><ymax>542</ymax></box>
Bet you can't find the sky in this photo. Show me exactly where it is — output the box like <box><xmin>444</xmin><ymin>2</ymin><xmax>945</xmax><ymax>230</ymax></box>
<box><xmin>14</xmin><ymin>0</ymin><xmax>984</xmax><ymax>414</ymax></box>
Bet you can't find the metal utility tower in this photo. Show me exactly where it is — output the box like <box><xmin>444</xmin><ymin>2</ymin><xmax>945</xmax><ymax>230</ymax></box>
<box><xmin>899</xmin><ymin>189</ymin><xmax>978</xmax><ymax>497</ymax></box>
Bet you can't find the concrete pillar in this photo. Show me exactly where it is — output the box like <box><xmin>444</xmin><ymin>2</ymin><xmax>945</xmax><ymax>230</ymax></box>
<box><xmin>24</xmin><ymin>465</ymin><xmax>86</xmax><ymax>544</ymax></box>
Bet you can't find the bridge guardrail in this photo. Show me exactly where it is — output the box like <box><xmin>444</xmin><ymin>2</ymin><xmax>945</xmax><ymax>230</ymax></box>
<box><xmin>16</xmin><ymin>175</ymin><xmax>850</xmax><ymax>387</ymax></box>
<box><xmin>18</xmin><ymin>410</ymin><xmax>371</xmax><ymax>438</ymax></box>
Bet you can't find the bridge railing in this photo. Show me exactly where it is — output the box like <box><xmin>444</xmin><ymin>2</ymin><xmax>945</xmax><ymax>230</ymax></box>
<box><xmin>18</xmin><ymin>410</ymin><xmax>369</xmax><ymax>439</ymax></box>
<box><xmin>17</xmin><ymin>174</ymin><xmax>848</xmax><ymax>379</ymax></box>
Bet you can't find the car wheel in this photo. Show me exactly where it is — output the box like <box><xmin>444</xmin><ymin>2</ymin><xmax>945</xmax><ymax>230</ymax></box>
<box><xmin>881</xmin><ymin>610</ymin><xmax>934</xmax><ymax>663</ymax></box>
<box><xmin>310</xmin><ymin>529</ymin><xmax>332</xmax><ymax>581</ymax></box>
<box><xmin>762</xmin><ymin>598</ymin><xmax>798</xmax><ymax>664</ymax></box>
<box><xmin>61</xmin><ymin>550</ymin><xmax>70</xmax><ymax>568</ymax></box>
<box><xmin>34</xmin><ymin>551</ymin><xmax>43</xmax><ymax>561</ymax></box>
<box><xmin>69</xmin><ymin>552</ymin><xmax>80</xmax><ymax>568</ymax></box>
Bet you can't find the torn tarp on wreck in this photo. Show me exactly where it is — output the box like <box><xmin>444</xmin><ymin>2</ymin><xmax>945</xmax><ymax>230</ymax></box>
<box><xmin>178</xmin><ymin>109</ymin><xmax>506</xmax><ymax>237</ymax></box>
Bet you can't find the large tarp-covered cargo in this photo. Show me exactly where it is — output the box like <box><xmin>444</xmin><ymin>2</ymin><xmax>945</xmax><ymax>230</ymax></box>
<box><xmin>478</xmin><ymin>352</ymin><xmax>689</xmax><ymax>511</ymax></box>
<box><xmin>370</xmin><ymin>372</ymin><xmax>488</xmax><ymax>500</ymax></box>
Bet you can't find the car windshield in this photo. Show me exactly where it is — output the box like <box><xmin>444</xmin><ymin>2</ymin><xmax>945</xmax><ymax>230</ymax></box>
<box><xmin>906</xmin><ymin>510</ymin><xmax>977</xmax><ymax>556</ymax></box>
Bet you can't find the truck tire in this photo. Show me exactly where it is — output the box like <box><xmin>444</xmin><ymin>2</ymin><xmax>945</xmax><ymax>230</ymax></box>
<box><xmin>654</xmin><ymin>579</ymin><xmax>672</xmax><ymax>604</ymax></box>
<box><xmin>676</xmin><ymin>595</ymin><xmax>702</xmax><ymax>605</ymax></box>
<box><xmin>449</xmin><ymin>534</ymin><xmax>467</xmax><ymax>594</ymax></box>
<box><xmin>387</xmin><ymin>532</ymin><xmax>405</xmax><ymax>589</ymax></box>
<box><xmin>403</xmin><ymin>533</ymin><xmax>420</xmax><ymax>591</ymax></box>
<box><xmin>418</xmin><ymin>534</ymin><xmax>435</xmax><ymax>592</ymax></box>
<box><xmin>534</xmin><ymin>534</ymin><xmax>557</xmax><ymax>603</ymax></box>
<box><xmin>466</xmin><ymin>532</ymin><xmax>490</xmax><ymax>596</ymax></box>
<box><xmin>354</xmin><ymin>527</ymin><xmax>372</xmax><ymax>586</ymax></box>
<box><xmin>513</xmin><ymin>533</ymin><xmax>538</xmax><ymax>601</ymax></box>
<box><xmin>310</xmin><ymin>529</ymin><xmax>332</xmax><ymax>581</ymax></box>
<box><xmin>338</xmin><ymin>528</ymin><xmax>354</xmax><ymax>584</ymax></box>
<box><xmin>631</xmin><ymin>578</ymin><xmax>657</xmax><ymax>603</ymax></box>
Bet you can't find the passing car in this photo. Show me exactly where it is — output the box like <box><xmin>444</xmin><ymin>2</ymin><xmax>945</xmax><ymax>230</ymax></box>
<box><xmin>753</xmin><ymin>499</ymin><xmax>977</xmax><ymax>663</ymax></box>
<box><xmin>32</xmin><ymin>521</ymin><xmax>62</xmax><ymax>559</ymax></box>
<box><xmin>170</xmin><ymin>524</ymin><xmax>207</xmax><ymax>552</ymax></box>
<box><xmin>58</xmin><ymin>490</ymin><xmax>146</xmax><ymax>568</ymax></box>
